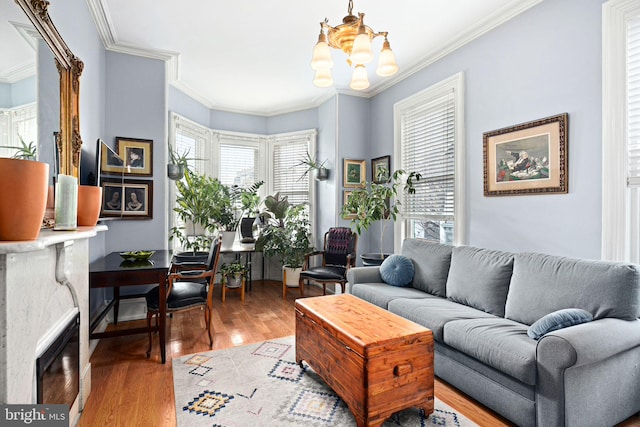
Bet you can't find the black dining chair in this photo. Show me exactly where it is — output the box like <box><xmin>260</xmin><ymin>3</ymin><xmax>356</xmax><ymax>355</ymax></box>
<box><xmin>145</xmin><ymin>238</ymin><xmax>221</xmax><ymax>357</ymax></box>
<box><xmin>297</xmin><ymin>227</ymin><xmax>358</xmax><ymax>297</ymax></box>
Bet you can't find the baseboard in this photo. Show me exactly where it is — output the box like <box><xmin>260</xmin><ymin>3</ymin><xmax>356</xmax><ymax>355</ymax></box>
<box><xmin>107</xmin><ymin>297</ymin><xmax>147</xmax><ymax>323</ymax></box>
<box><xmin>89</xmin><ymin>317</ymin><xmax>109</xmax><ymax>356</ymax></box>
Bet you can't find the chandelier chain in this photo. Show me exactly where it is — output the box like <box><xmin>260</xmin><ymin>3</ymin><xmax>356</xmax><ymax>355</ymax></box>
<box><xmin>348</xmin><ymin>0</ymin><xmax>353</xmax><ymax>15</ymax></box>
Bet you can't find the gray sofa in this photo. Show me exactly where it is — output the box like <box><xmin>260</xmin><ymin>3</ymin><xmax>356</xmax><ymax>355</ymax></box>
<box><xmin>346</xmin><ymin>238</ymin><xmax>640</xmax><ymax>427</ymax></box>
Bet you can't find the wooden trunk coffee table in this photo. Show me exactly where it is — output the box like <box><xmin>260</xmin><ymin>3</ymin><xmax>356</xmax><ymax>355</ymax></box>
<box><xmin>295</xmin><ymin>294</ymin><xmax>434</xmax><ymax>427</ymax></box>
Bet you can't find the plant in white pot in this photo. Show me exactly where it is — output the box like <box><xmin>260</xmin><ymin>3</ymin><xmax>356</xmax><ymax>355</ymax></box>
<box><xmin>170</xmin><ymin>168</ymin><xmax>219</xmax><ymax>253</ymax></box>
<box><xmin>256</xmin><ymin>193</ymin><xmax>313</xmax><ymax>288</ymax></box>
<box><xmin>340</xmin><ymin>168</ymin><xmax>421</xmax><ymax>265</ymax></box>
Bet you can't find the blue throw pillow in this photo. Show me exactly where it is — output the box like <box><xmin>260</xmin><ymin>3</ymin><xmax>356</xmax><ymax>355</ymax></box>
<box><xmin>380</xmin><ymin>254</ymin><xmax>414</xmax><ymax>287</ymax></box>
<box><xmin>527</xmin><ymin>308</ymin><xmax>593</xmax><ymax>340</ymax></box>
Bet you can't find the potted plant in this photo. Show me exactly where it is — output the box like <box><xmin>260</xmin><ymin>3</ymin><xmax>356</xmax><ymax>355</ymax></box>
<box><xmin>341</xmin><ymin>168</ymin><xmax>421</xmax><ymax>265</ymax></box>
<box><xmin>167</xmin><ymin>142</ymin><xmax>203</xmax><ymax>180</ymax></box>
<box><xmin>256</xmin><ymin>193</ymin><xmax>313</xmax><ymax>288</ymax></box>
<box><xmin>170</xmin><ymin>168</ymin><xmax>220</xmax><ymax>253</ymax></box>
<box><xmin>298</xmin><ymin>151</ymin><xmax>329</xmax><ymax>181</ymax></box>
<box><xmin>1</xmin><ymin>134</ymin><xmax>37</xmax><ymax>160</ymax></box>
<box><xmin>234</xmin><ymin>181</ymin><xmax>264</xmax><ymax>243</ymax></box>
<box><xmin>219</xmin><ymin>261</ymin><xmax>249</xmax><ymax>288</ymax></box>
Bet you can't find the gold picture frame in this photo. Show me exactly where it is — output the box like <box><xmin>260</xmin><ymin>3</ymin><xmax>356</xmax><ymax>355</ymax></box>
<box><xmin>483</xmin><ymin>113</ymin><xmax>568</xmax><ymax>196</ymax></box>
<box><xmin>343</xmin><ymin>191</ymin><xmax>356</xmax><ymax>219</ymax></box>
<box><xmin>116</xmin><ymin>137</ymin><xmax>153</xmax><ymax>177</ymax></box>
<box><xmin>343</xmin><ymin>159</ymin><xmax>366</xmax><ymax>188</ymax></box>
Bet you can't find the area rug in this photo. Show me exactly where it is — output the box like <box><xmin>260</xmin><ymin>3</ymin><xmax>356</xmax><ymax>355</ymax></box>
<box><xmin>173</xmin><ymin>336</ymin><xmax>478</xmax><ymax>427</ymax></box>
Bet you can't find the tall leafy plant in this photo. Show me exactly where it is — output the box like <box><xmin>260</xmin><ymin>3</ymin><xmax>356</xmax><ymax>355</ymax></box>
<box><xmin>256</xmin><ymin>193</ymin><xmax>312</xmax><ymax>268</ymax></box>
<box><xmin>171</xmin><ymin>169</ymin><xmax>223</xmax><ymax>252</ymax></box>
<box><xmin>341</xmin><ymin>168</ymin><xmax>421</xmax><ymax>256</ymax></box>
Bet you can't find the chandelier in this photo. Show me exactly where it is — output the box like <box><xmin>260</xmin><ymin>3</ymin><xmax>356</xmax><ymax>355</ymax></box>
<box><xmin>311</xmin><ymin>0</ymin><xmax>399</xmax><ymax>90</ymax></box>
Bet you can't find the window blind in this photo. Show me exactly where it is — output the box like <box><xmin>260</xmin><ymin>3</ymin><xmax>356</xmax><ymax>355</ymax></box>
<box><xmin>628</xmin><ymin>16</ymin><xmax>640</xmax><ymax>187</ymax></box>
<box><xmin>401</xmin><ymin>91</ymin><xmax>455</xmax><ymax>222</ymax></box>
<box><xmin>271</xmin><ymin>135</ymin><xmax>310</xmax><ymax>206</ymax></box>
<box><xmin>175</xmin><ymin>118</ymin><xmax>207</xmax><ymax>176</ymax></box>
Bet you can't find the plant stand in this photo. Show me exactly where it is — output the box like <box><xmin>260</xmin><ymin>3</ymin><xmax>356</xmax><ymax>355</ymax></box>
<box><xmin>222</xmin><ymin>275</ymin><xmax>245</xmax><ymax>302</ymax></box>
<box><xmin>283</xmin><ymin>266</ymin><xmax>304</xmax><ymax>300</ymax></box>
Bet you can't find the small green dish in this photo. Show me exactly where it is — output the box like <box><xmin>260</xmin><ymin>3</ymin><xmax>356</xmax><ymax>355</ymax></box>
<box><xmin>119</xmin><ymin>250</ymin><xmax>155</xmax><ymax>262</ymax></box>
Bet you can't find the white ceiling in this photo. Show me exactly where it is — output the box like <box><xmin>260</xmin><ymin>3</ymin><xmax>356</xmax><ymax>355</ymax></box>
<box><xmin>3</xmin><ymin>0</ymin><xmax>542</xmax><ymax>115</ymax></box>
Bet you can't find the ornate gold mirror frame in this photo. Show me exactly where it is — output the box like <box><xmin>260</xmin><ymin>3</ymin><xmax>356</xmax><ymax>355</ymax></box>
<box><xmin>15</xmin><ymin>0</ymin><xmax>83</xmax><ymax>178</ymax></box>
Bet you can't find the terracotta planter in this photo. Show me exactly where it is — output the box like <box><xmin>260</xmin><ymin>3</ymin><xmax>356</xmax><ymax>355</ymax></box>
<box><xmin>77</xmin><ymin>185</ymin><xmax>103</xmax><ymax>226</ymax></box>
<box><xmin>0</xmin><ymin>158</ymin><xmax>49</xmax><ymax>241</ymax></box>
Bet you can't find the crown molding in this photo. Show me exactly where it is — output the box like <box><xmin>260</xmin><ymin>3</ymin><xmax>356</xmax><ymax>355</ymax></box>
<box><xmin>0</xmin><ymin>63</ymin><xmax>36</xmax><ymax>84</ymax></box>
<box><xmin>369</xmin><ymin>0</ymin><xmax>544</xmax><ymax>96</ymax></box>
<box><xmin>86</xmin><ymin>0</ymin><xmax>543</xmax><ymax>117</ymax></box>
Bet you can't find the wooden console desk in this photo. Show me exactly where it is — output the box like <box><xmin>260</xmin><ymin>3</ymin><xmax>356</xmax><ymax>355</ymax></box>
<box><xmin>89</xmin><ymin>250</ymin><xmax>171</xmax><ymax>363</ymax></box>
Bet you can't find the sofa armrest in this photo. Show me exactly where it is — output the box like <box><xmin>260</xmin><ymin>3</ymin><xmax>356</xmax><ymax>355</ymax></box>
<box><xmin>537</xmin><ymin>318</ymin><xmax>640</xmax><ymax>370</ymax></box>
<box><xmin>535</xmin><ymin>318</ymin><xmax>640</xmax><ymax>426</ymax></box>
<box><xmin>346</xmin><ymin>266</ymin><xmax>382</xmax><ymax>285</ymax></box>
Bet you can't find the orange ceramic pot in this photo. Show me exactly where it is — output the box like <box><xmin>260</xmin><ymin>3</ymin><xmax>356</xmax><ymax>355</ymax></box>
<box><xmin>77</xmin><ymin>185</ymin><xmax>103</xmax><ymax>227</ymax></box>
<box><xmin>0</xmin><ymin>158</ymin><xmax>49</xmax><ymax>241</ymax></box>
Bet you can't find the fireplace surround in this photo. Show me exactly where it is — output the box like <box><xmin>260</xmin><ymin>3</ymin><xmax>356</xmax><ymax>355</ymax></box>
<box><xmin>36</xmin><ymin>313</ymin><xmax>80</xmax><ymax>406</ymax></box>
<box><xmin>0</xmin><ymin>226</ymin><xmax>105</xmax><ymax>426</ymax></box>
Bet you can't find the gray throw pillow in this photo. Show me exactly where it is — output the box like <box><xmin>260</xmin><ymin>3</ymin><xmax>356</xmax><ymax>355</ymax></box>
<box><xmin>446</xmin><ymin>246</ymin><xmax>515</xmax><ymax>316</ymax></box>
<box><xmin>527</xmin><ymin>308</ymin><xmax>593</xmax><ymax>340</ymax></box>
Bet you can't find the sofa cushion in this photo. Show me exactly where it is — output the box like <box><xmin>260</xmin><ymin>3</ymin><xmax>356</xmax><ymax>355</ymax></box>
<box><xmin>446</xmin><ymin>246</ymin><xmax>515</xmax><ymax>317</ymax></box>
<box><xmin>505</xmin><ymin>252</ymin><xmax>640</xmax><ymax>325</ymax></box>
<box><xmin>443</xmin><ymin>317</ymin><xmax>537</xmax><ymax>385</ymax></box>
<box><xmin>388</xmin><ymin>297</ymin><xmax>497</xmax><ymax>342</ymax></box>
<box><xmin>401</xmin><ymin>238</ymin><xmax>453</xmax><ymax>296</ymax></box>
<box><xmin>350</xmin><ymin>283</ymin><xmax>434</xmax><ymax>309</ymax></box>
<box><xmin>380</xmin><ymin>254</ymin><xmax>414</xmax><ymax>287</ymax></box>
<box><xmin>527</xmin><ymin>308</ymin><xmax>593</xmax><ymax>340</ymax></box>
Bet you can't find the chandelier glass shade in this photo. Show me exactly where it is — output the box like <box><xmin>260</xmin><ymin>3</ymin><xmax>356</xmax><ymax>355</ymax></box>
<box><xmin>311</xmin><ymin>0</ymin><xmax>398</xmax><ymax>90</ymax></box>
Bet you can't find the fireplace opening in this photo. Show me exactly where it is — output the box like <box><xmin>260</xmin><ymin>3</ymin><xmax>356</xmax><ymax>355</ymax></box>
<box><xmin>36</xmin><ymin>313</ymin><xmax>80</xmax><ymax>406</ymax></box>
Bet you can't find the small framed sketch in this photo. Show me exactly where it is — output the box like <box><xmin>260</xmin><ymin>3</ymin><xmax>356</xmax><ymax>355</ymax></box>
<box><xmin>100</xmin><ymin>178</ymin><xmax>153</xmax><ymax>219</ymax></box>
<box><xmin>116</xmin><ymin>137</ymin><xmax>153</xmax><ymax>177</ymax></box>
<box><xmin>343</xmin><ymin>158</ymin><xmax>366</xmax><ymax>187</ymax></box>
<box><xmin>99</xmin><ymin>142</ymin><xmax>124</xmax><ymax>175</ymax></box>
<box><xmin>342</xmin><ymin>190</ymin><xmax>356</xmax><ymax>219</ymax></box>
<box><xmin>371</xmin><ymin>155</ymin><xmax>391</xmax><ymax>183</ymax></box>
<box><xmin>483</xmin><ymin>113</ymin><xmax>568</xmax><ymax>196</ymax></box>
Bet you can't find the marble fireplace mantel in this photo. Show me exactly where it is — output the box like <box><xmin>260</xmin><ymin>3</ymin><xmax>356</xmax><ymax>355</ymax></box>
<box><xmin>0</xmin><ymin>225</ymin><xmax>106</xmax><ymax>425</ymax></box>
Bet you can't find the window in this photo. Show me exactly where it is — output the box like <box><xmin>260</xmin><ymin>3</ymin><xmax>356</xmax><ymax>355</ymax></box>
<box><xmin>267</xmin><ymin>131</ymin><xmax>315</xmax><ymax>207</ymax></box>
<box><xmin>168</xmin><ymin>112</ymin><xmax>316</xmax><ymax>248</ymax></box>
<box><xmin>0</xmin><ymin>103</ymin><xmax>37</xmax><ymax>158</ymax></box>
<box><xmin>393</xmin><ymin>73</ymin><xmax>465</xmax><ymax>250</ymax></box>
<box><xmin>602</xmin><ymin>0</ymin><xmax>640</xmax><ymax>262</ymax></box>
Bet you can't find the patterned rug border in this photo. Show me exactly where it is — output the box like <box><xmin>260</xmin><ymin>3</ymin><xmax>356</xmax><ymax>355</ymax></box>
<box><xmin>173</xmin><ymin>336</ymin><xmax>478</xmax><ymax>427</ymax></box>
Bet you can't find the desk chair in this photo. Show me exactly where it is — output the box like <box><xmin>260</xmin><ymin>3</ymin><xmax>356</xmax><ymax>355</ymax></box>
<box><xmin>298</xmin><ymin>227</ymin><xmax>357</xmax><ymax>297</ymax></box>
<box><xmin>145</xmin><ymin>239</ymin><xmax>221</xmax><ymax>357</ymax></box>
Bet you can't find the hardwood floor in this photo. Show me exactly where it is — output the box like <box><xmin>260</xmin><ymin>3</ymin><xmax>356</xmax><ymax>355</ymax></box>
<box><xmin>79</xmin><ymin>281</ymin><xmax>640</xmax><ymax>427</ymax></box>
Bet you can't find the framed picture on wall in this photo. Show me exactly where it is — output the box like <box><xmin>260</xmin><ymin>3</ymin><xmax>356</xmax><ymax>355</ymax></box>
<box><xmin>342</xmin><ymin>190</ymin><xmax>356</xmax><ymax>219</ymax></box>
<box><xmin>483</xmin><ymin>113</ymin><xmax>568</xmax><ymax>196</ymax></box>
<box><xmin>343</xmin><ymin>158</ymin><xmax>366</xmax><ymax>187</ymax></box>
<box><xmin>116</xmin><ymin>137</ymin><xmax>153</xmax><ymax>177</ymax></box>
<box><xmin>371</xmin><ymin>155</ymin><xmax>391</xmax><ymax>183</ymax></box>
<box><xmin>100</xmin><ymin>178</ymin><xmax>153</xmax><ymax>219</ymax></box>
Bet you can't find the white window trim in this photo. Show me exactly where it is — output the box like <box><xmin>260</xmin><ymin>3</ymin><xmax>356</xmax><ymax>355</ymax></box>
<box><xmin>266</xmin><ymin>129</ymin><xmax>318</xmax><ymax>237</ymax></box>
<box><xmin>169</xmin><ymin>112</ymin><xmax>317</xmax><ymax>244</ymax></box>
<box><xmin>601</xmin><ymin>0</ymin><xmax>640</xmax><ymax>261</ymax></box>
<box><xmin>393</xmin><ymin>72</ymin><xmax>466</xmax><ymax>252</ymax></box>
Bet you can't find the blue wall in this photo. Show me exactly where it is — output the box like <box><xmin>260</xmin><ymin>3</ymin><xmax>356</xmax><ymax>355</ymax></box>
<box><xmin>369</xmin><ymin>0</ymin><xmax>603</xmax><ymax>259</ymax></box>
<box><xmin>45</xmin><ymin>0</ymin><xmax>607</xmax><ymax>271</ymax></box>
<box><xmin>104</xmin><ymin>51</ymin><xmax>168</xmax><ymax>254</ymax></box>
